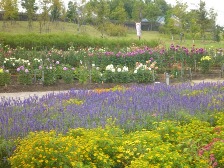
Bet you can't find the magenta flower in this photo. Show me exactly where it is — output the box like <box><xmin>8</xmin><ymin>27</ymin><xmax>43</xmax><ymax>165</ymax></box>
<box><xmin>20</xmin><ymin>66</ymin><xmax>25</xmax><ymax>71</ymax></box>
<box><xmin>17</xmin><ymin>67</ymin><xmax>20</xmax><ymax>72</ymax></box>
<box><xmin>56</xmin><ymin>61</ymin><xmax>60</xmax><ymax>64</ymax></box>
<box><xmin>63</xmin><ymin>67</ymin><xmax>68</xmax><ymax>71</ymax></box>
<box><xmin>25</xmin><ymin>69</ymin><xmax>29</xmax><ymax>73</ymax></box>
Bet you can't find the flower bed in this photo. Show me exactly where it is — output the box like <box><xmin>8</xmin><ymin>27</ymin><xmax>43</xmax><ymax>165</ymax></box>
<box><xmin>1</xmin><ymin>44</ymin><xmax>223</xmax><ymax>87</ymax></box>
<box><xmin>0</xmin><ymin>82</ymin><xmax>224</xmax><ymax>167</ymax></box>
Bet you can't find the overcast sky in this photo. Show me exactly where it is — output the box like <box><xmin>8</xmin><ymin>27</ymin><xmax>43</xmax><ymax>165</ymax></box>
<box><xmin>166</xmin><ymin>0</ymin><xmax>224</xmax><ymax>26</ymax></box>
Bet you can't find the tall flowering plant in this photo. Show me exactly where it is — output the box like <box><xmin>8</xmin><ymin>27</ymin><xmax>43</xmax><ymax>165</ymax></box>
<box><xmin>103</xmin><ymin>64</ymin><xmax>132</xmax><ymax>83</ymax></box>
<box><xmin>200</xmin><ymin>56</ymin><xmax>212</xmax><ymax>73</ymax></box>
<box><xmin>0</xmin><ymin>67</ymin><xmax>10</xmax><ymax>86</ymax></box>
<box><xmin>60</xmin><ymin>65</ymin><xmax>75</xmax><ymax>84</ymax></box>
<box><xmin>17</xmin><ymin>66</ymin><xmax>33</xmax><ymax>85</ymax></box>
<box><xmin>133</xmin><ymin>60</ymin><xmax>158</xmax><ymax>83</ymax></box>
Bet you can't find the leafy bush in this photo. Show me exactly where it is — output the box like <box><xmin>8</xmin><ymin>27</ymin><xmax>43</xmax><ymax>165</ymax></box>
<box><xmin>0</xmin><ymin>139</ymin><xmax>15</xmax><ymax>168</ymax></box>
<box><xmin>17</xmin><ymin>66</ymin><xmax>33</xmax><ymax>85</ymax></box>
<box><xmin>74</xmin><ymin>66</ymin><xmax>89</xmax><ymax>84</ymax></box>
<box><xmin>0</xmin><ymin>33</ymin><xmax>158</xmax><ymax>50</ymax></box>
<box><xmin>0</xmin><ymin>69</ymin><xmax>10</xmax><ymax>86</ymax></box>
<box><xmin>42</xmin><ymin>68</ymin><xmax>57</xmax><ymax>86</ymax></box>
<box><xmin>104</xmin><ymin>23</ymin><xmax>127</xmax><ymax>37</ymax></box>
<box><xmin>56</xmin><ymin>64</ymin><xmax>75</xmax><ymax>84</ymax></box>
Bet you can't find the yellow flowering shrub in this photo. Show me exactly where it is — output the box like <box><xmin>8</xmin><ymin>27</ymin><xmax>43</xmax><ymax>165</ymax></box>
<box><xmin>8</xmin><ymin>113</ymin><xmax>224</xmax><ymax>168</ymax></box>
<box><xmin>200</xmin><ymin>55</ymin><xmax>212</xmax><ymax>73</ymax></box>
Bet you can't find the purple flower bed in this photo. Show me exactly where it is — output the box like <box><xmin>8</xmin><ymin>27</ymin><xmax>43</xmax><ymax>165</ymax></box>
<box><xmin>1</xmin><ymin>82</ymin><xmax>224</xmax><ymax>139</ymax></box>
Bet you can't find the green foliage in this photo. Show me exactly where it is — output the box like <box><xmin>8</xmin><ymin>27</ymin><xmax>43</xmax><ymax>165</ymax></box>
<box><xmin>0</xmin><ymin>32</ymin><xmax>159</xmax><ymax>50</ymax></box>
<box><xmin>17</xmin><ymin>69</ymin><xmax>33</xmax><ymax>85</ymax></box>
<box><xmin>90</xmin><ymin>68</ymin><xmax>103</xmax><ymax>83</ymax></box>
<box><xmin>74</xmin><ymin>66</ymin><xmax>89</xmax><ymax>84</ymax></box>
<box><xmin>133</xmin><ymin>69</ymin><xmax>154</xmax><ymax>83</ymax></box>
<box><xmin>56</xmin><ymin>64</ymin><xmax>75</xmax><ymax>84</ymax></box>
<box><xmin>102</xmin><ymin>70</ymin><xmax>115</xmax><ymax>83</ymax></box>
<box><xmin>199</xmin><ymin>56</ymin><xmax>212</xmax><ymax>73</ymax></box>
<box><xmin>0</xmin><ymin>139</ymin><xmax>15</xmax><ymax>168</ymax></box>
<box><xmin>43</xmin><ymin>68</ymin><xmax>57</xmax><ymax>86</ymax></box>
<box><xmin>104</xmin><ymin>23</ymin><xmax>127</xmax><ymax>37</ymax></box>
<box><xmin>0</xmin><ymin>71</ymin><xmax>11</xmax><ymax>86</ymax></box>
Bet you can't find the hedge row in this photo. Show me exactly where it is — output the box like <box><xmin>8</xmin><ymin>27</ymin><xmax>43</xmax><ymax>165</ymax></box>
<box><xmin>0</xmin><ymin>33</ymin><xmax>159</xmax><ymax>50</ymax></box>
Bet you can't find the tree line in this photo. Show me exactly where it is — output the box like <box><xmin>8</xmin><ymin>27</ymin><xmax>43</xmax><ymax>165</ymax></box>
<box><xmin>0</xmin><ymin>0</ymin><xmax>223</xmax><ymax>41</ymax></box>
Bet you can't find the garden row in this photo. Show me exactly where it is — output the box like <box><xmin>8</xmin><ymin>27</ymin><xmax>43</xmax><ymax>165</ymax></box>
<box><xmin>0</xmin><ymin>82</ymin><xmax>224</xmax><ymax>167</ymax></box>
<box><xmin>1</xmin><ymin>44</ymin><xmax>224</xmax><ymax>86</ymax></box>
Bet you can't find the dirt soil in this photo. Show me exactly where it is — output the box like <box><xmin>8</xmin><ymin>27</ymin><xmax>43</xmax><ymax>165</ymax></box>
<box><xmin>0</xmin><ymin>79</ymin><xmax>136</xmax><ymax>93</ymax></box>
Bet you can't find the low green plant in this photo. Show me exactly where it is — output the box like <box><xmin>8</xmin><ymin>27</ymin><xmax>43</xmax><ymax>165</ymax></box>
<box><xmin>74</xmin><ymin>66</ymin><xmax>89</xmax><ymax>84</ymax></box>
<box><xmin>42</xmin><ymin>67</ymin><xmax>57</xmax><ymax>85</ymax></box>
<box><xmin>0</xmin><ymin>68</ymin><xmax>10</xmax><ymax>86</ymax></box>
<box><xmin>199</xmin><ymin>56</ymin><xmax>212</xmax><ymax>73</ymax></box>
<box><xmin>17</xmin><ymin>66</ymin><xmax>33</xmax><ymax>85</ymax></box>
<box><xmin>104</xmin><ymin>23</ymin><xmax>128</xmax><ymax>37</ymax></box>
<box><xmin>56</xmin><ymin>64</ymin><xmax>75</xmax><ymax>84</ymax></box>
<box><xmin>90</xmin><ymin>68</ymin><xmax>103</xmax><ymax>83</ymax></box>
<box><xmin>133</xmin><ymin>69</ymin><xmax>154</xmax><ymax>83</ymax></box>
<box><xmin>0</xmin><ymin>139</ymin><xmax>15</xmax><ymax>168</ymax></box>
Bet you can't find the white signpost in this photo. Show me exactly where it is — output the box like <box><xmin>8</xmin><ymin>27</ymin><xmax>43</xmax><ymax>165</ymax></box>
<box><xmin>136</xmin><ymin>22</ymin><xmax>141</xmax><ymax>40</ymax></box>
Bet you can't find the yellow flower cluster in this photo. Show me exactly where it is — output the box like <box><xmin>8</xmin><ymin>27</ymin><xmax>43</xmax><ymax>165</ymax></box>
<box><xmin>93</xmin><ymin>85</ymin><xmax>128</xmax><ymax>94</ymax></box>
<box><xmin>0</xmin><ymin>68</ymin><xmax>3</xmax><ymax>73</ymax></box>
<box><xmin>62</xmin><ymin>98</ymin><xmax>84</xmax><ymax>106</ymax></box>
<box><xmin>200</xmin><ymin>56</ymin><xmax>212</xmax><ymax>61</ymax></box>
<box><xmin>8</xmin><ymin>113</ymin><xmax>224</xmax><ymax>167</ymax></box>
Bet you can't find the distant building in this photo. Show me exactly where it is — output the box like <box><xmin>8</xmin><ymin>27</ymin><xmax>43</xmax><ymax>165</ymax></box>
<box><xmin>156</xmin><ymin>16</ymin><xmax>165</xmax><ymax>25</ymax></box>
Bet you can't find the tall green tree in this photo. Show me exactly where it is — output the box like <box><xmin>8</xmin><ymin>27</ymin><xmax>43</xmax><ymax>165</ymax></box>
<box><xmin>172</xmin><ymin>1</ymin><xmax>188</xmax><ymax>33</ymax></box>
<box><xmin>38</xmin><ymin>0</ymin><xmax>51</xmax><ymax>24</ymax></box>
<box><xmin>196</xmin><ymin>0</ymin><xmax>210</xmax><ymax>41</ymax></box>
<box><xmin>37</xmin><ymin>0</ymin><xmax>51</xmax><ymax>33</ymax></box>
<box><xmin>208</xmin><ymin>8</ymin><xmax>218</xmax><ymax>41</ymax></box>
<box><xmin>145</xmin><ymin>2</ymin><xmax>161</xmax><ymax>30</ymax></box>
<box><xmin>50</xmin><ymin>0</ymin><xmax>62</xmax><ymax>22</ymax></box>
<box><xmin>1</xmin><ymin>0</ymin><xmax>18</xmax><ymax>22</ymax></box>
<box><xmin>123</xmin><ymin>0</ymin><xmax>135</xmax><ymax>20</ymax></box>
<box><xmin>186</xmin><ymin>10</ymin><xmax>200</xmax><ymax>43</ymax></box>
<box><xmin>87</xmin><ymin>0</ymin><xmax>110</xmax><ymax>38</ymax></box>
<box><xmin>110</xmin><ymin>1</ymin><xmax>127</xmax><ymax>24</ymax></box>
<box><xmin>132</xmin><ymin>0</ymin><xmax>145</xmax><ymax>22</ymax></box>
<box><xmin>21</xmin><ymin>0</ymin><xmax>38</xmax><ymax>29</ymax></box>
<box><xmin>154</xmin><ymin>0</ymin><xmax>171</xmax><ymax>15</ymax></box>
<box><xmin>66</xmin><ymin>1</ymin><xmax>77</xmax><ymax>22</ymax></box>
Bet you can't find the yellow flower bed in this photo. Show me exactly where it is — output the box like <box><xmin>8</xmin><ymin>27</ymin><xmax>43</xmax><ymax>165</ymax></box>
<box><xmin>9</xmin><ymin>112</ymin><xmax>224</xmax><ymax>167</ymax></box>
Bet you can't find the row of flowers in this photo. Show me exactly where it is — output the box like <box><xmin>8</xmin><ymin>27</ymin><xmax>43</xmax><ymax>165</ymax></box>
<box><xmin>1</xmin><ymin>44</ymin><xmax>223</xmax><ymax>76</ymax></box>
<box><xmin>0</xmin><ymin>59</ymin><xmax>158</xmax><ymax>85</ymax></box>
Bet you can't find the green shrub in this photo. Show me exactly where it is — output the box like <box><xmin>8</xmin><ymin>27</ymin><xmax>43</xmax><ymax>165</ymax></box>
<box><xmin>74</xmin><ymin>66</ymin><xmax>89</xmax><ymax>84</ymax></box>
<box><xmin>0</xmin><ymin>32</ymin><xmax>159</xmax><ymax>50</ymax></box>
<box><xmin>134</xmin><ymin>69</ymin><xmax>154</xmax><ymax>83</ymax></box>
<box><xmin>104</xmin><ymin>23</ymin><xmax>127</xmax><ymax>37</ymax></box>
<box><xmin>0</xmin><ymin>139</ymin><xmax>15</xmax><ymax>168</ymax></box>
<box><xmin>0</xmin><ymin>70</ymin><xmax>10</xmax><ymax>86</ymax></box>
<box><xmin>17</xmin><ymin>67</ymin><xmax>33</xmax><ymax>85</ymax></box>
<box><xmin>56</xmin><ymin>64</ymin><xmax>75</xmax><ymax>84</ymax></box>
<box><xmin>42</xmin><ymin>68</ymin><xmax>57</xmax><ymax>86</ymax></box>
